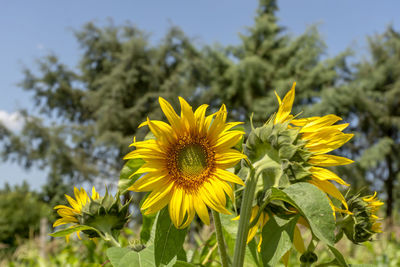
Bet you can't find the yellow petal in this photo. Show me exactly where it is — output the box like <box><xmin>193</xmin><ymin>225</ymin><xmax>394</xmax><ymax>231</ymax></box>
<box><xmin>215</xmin><ymin>168</ymin><xmax>245</xmax><ymax>186</ymax></box>
<box><xmin>194</xmin><ymin>104</ymin><xmax>208</xmax><ymax>134</ymax></box>
<box><xmin>199</xmin><ymin>185</ymin><xmax>230</xmax><ymax>215</ymax></box>
<box><xmin>299</xmin><ymin>114</ymin><xmax>342</xmax><ymax>133</ymax></box>
<box><xmin>179</xmin><ymin>97</ymin><xmax>196</xmax><ymax>133</ymax></box>
<box><xmin>293</xmin><ymin>225</ymin><xmax>305</xmax><ymax>253</ymax></box>
<box><xmin>308</xmin><ymin>154</ymin><xmax>354</xmax><ymax>167</ymax></box>
<box><xmin>53</xmin><ymin>216</ymin><xmax>78</xmax><ymax>227</ymax></box>
<box><xmin>129</xmin><ymin>172</ymin><xmax>168</xmax><ymax>192</ymax></box>
<box><xmin>65</xmin><ymin>194</ymin><xmax>80</xmax><ymax>212</ymax></box>
<box><xmin>141</xmin><ymin>182</ymin><xmax>174</xmax><ymax>210</ymax></box>
<box><xmin>310</xmin><ymin>167</ymin><xmax>350</xmax><ymax>186</ymax></box>
<box><xmin>274</xmin><ymin>82</ymin><xmax>296</xmax><ymax>124</ymax></box>
<box><xmin>308</xmin><ymin>178</ymin><xmax>348</xmax><ymax>210</ymax></box>
<box><xmin>169</xmin><ymin>188</ymin><xmax>185</xmax><ymax>227</ymax></box>
<box><xmin>291</xmin><ymin>117</ymin><xmax>320</xmax><ymax>127</ymax></box>
<box><xmin>159</xmin><ymin>97</ymin><xmax>182</xmax><ymax>133</ymax></box>
<box><xmin>207</xmin><ymin>104</ymin><xmax>228</xmax><ymax>141</ymax></box>
<box><xmin>214</xmin><ymin>131</ymin><xmax>244</xmax><ymax>151</ymax></box>
<box><xmin>193</xmin><ymin>195</ymin><xmax>210</xmax><ymax>225</ymax></box>
<box><xmin>215</xmin><ymin>149</ymin><xmax>246</xmax><ymax>169</ymax></box>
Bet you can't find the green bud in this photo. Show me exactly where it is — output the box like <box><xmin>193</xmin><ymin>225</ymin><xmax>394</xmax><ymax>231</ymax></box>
<box><xmin>300</xmin><ymin>251</ymin><xmax>318</xmax><ymax>263</ymax></box>
<box><xmin>341</xmin><ymin>192</ymin><xmax>383</xmax><ymax>244</ymax></box>
<box><xmin>78</xmin><ymin>190</ymin><xmax>131</xmax><ymax>239</ymax></box>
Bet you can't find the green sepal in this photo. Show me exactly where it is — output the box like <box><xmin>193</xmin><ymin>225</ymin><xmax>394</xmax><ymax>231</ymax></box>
<box><xmin>119</xmin><ymin>158</ymin><xmax>145</xmax><ymax>194</ymax></box>
<box><xmin>49</xmin><ymin>225</ymin><xmax>99</xmax><ymax>237</ymax></box>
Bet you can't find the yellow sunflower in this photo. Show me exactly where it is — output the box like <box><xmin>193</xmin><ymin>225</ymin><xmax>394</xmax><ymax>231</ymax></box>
<box><xmin>274</xmin><ymin>82</ymin><xmax>354</xmax><ymax>212</ymax></box>
<box><xmin>362</xmin><ymin>192</ymin><xmax>384</xmax><ymax>233</ymax></box>
<box><xmin>124</xmin><ymin>97</ymin><xmax>246</xmax><ymax>228</ymax></box>
<box><xmin>53</xmin><ymin>186</ymin><xmax>99</xmax><ymax>240</ymax></box>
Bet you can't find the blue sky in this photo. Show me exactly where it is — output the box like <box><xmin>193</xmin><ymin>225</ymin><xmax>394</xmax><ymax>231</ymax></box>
<box><xmin>1</xmin><ymin>0</ymin><xmax>399</xmax><ymax>190</ymax></box>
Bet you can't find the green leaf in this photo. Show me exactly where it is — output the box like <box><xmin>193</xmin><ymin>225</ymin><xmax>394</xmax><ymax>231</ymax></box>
<box><xmin>220</xmin><ymin>214</ymin><xmax>261</xmax><ymax>267</ymax></box>
<box><xmin>107</xmin><ymin>246</ymin><xmax>156</xmax><ymax>267</ymax></box>
<box><xmin>49</xmin><ymin>225</ymin><xmax>97</xmax><ymax>237</ymax></box>
<box><xmin>154</xmin><ymin>208</ymin><xmax>188</xmax><ymax>267</ymax></box>
<box><xmin>118</xmin><ymin>158</ymin><xmax>145</xmax><ymax>194</ymax></box>
<box><xmin>260</xmin><ymin>215</ymin><xmax>298</xmax><ymax>267</ymax></box>
<box><xmin>106</xmin><ymin>247</ymin><xmax>131</xmax><ymax>266</ymax></box>
<box><xmin>140</xmin><ymin>213</ymin><xmax>157</xmax><ymax>244</ymax></box>
<box><xmin>270</xmin><ymin>183</ymin><xmax>336</xmax><ymax>246</ymax></box>
<box><xmin>173</xmin><ymin>260</ymin><xmax>196</xmax><ymax>267</ymax></box>
<box><xmin>328</xmin><ymin>245</ymin><xmax>348</xmax><ymax>267</ymax></box>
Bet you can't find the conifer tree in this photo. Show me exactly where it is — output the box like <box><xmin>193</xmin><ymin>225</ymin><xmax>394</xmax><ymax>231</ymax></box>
<box><xmin>0</xmin><ymin>23</ymin><xmax>208</xmax><ymax>203</ymax></box>
<box><xmin>201</xmin><ymin>0</ymin><xmax>348</xmax><ymax>124</ymax></box>
<box><xmin>0</xmin><ymin>0</ymin><xmax>348</xmax><ymax>205</ymax></box>
<box><xmin>313</xmin><ymin>26</ymin><xmax>400</xmax><ymax>219</ymax></box>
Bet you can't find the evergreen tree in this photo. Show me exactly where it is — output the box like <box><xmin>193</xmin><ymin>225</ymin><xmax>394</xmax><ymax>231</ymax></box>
<box><xmin>314</xmin><ymin>26</ymin><xmax>400</xmax><ymax>219</ymax></box>
<box><xmin>201</xmin><ymin>0</ymin><xmax>348</xmax><ymax>125</ymax></box>
<box><xmin>0</xmin><ymin>23</ymin><xmax>208</xmax><ymax>202</ymax></box>
<box><xmin>0</xmin><ymin>0</ymin><xmax>348</xmax><ymax>205</ymax></box>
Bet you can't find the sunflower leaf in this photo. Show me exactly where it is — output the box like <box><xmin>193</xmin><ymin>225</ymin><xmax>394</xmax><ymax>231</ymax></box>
<box><xmin>49</xmin><ymin>225</ymin><xmax>97</xmax><ymax>237</ymax></box>
<box><xmin>260</xmin><ymin>215</ymin><xmax>298</xmax><ymax>266</ymax></box>
<box><xmin>106</xmin><ymin>245</ymin><xmax>156</xmax><ymax>267</ymax></box>
<box><xmin>327</xmin><ymin>245</ymin><xmax>349</xmax><ymax>267</ymax></box>
<box><xmin>154</xmin><ymin>208</ymin><xmax>188</xmax><ymax>267</ymax></box>
<box><xmin>269</xmin><ymin>183</ymin><xmax>336</xmax><ymax>246</ymax></box>
<box><xmin>118</xmin><ymin>158</ymin><xmax>145</xmax><ymax>194</ymax></box>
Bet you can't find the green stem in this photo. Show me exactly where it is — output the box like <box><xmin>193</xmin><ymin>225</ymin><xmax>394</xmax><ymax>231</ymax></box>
<box><xmin>212</xmin><ymin>210</ymin><xmax>229</xmax><ymax>267</ymax></box>
<box><xmin>233</xmin><ymin>166</ymin><xmax>257</xmax><ymax>267</ymax></box>
<box><xmin>101</xmin><ymin>232</ymin><xmax>121</xmax><ymax>247</ymax></box>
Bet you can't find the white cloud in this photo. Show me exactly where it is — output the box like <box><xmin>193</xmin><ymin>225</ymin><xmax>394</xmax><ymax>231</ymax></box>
<box><xmin>0</xmin><ymin>110</ymin><xmax>24</xmax><ymax>132</ymax></box>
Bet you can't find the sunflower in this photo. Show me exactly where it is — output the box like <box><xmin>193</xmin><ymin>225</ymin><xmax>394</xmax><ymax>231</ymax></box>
<box><xmin>362</xmin><ymin>192</ymin><xmax>384</xmax><ymax>233</ymax></box>
<box><xmin>53</xmin><ymin>186</ymin><xmax>99</xmax><ymax>240</ymax></box>
<box><xmin>125</xmin><ymin>97</ymin><xmax>246</xmax><ymax>228</ymax></box>
<box><xmin>274</xmin><ymin>82</ymin><xmax>354</xmax><ymax>212</ymax></box>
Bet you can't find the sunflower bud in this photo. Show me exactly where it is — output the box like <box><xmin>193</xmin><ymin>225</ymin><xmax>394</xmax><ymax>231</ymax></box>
<box><xmin>52</xmin><ymin>187</ymin><xmax>131</xmax><ymax>243</ymax></box>
<box><xmin>300</xmin><ymin>251</ymin><xmax>318</xmax><ymax>263</ymax></box>
<box><xmin>78</xmin><ymin>190</ymin><xmax>131</xmax><ymax>239</ymax></box>
<box><xmin>341</xmin><ymin>192</ymin><xmax>383</xmax><ymax>243</ymax></box>
<box><xmin>245</xmin><ymin>118</ymin><xmax>312</xmax><ymax>188</ymax></box>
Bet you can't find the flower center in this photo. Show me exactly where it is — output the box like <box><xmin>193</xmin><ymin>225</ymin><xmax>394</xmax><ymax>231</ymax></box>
<box><xmin>177</xmin><ymin>144</ymin><xmax>208</xmax><ymax>177</ymax></box>
<box><xmin>167</xmin><ymin>135</ymin><xmax>216</xmax><ymax>192</ymax></box>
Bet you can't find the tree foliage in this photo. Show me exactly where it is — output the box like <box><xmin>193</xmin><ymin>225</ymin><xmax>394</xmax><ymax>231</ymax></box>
<box><xmin>0</xmin><ymin>182</ymin><xmax>50</xmax><ymax>247</ymax></box>
<box><xmin>314</xmin><ymin>26</ymin><xmax>400</xmax><ymax>217</ymax></box>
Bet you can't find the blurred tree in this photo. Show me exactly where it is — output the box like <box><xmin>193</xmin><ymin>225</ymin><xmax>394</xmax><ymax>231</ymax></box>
<box><xmin>0</xmin><ymin>23</ymin><xmax>208</xmax><ymax>203</ymax></box>
<box><xmin>0</xmin><ymin>0</ymin><xmax>349</xmax><ymax>206</ymax></box>
<box><xmin>0</xmin><ymin>182</ymin><xmax>50</xmax><ymax>247</ymax></box>
<box><xmin>201</xmin><ymin>0</ymin><xmax>349</xmax><ymax>124</ymax></box>
<box><xmin>313</xmin><ymin>26</ymin><xmax>400</xmax><ymax>219</ymax></box>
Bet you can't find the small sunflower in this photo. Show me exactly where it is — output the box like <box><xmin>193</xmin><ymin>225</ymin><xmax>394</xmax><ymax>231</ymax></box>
<box><xmin>125</xmin><ymin>97</ymin><xmax>246</xmax><ymax>228</ymax></box>
<box><xmin>53</xmin><ymin>186</ymin><xmax>99</xmax><ymax>240</ymax></box>
<box><xmin>362</xmin><ymin>192</ymin><xmax>384</xmax><ymax>233</ymax></box>
<box><xmin>343</xmin><ymin>191</ymin><xmax>384</xmax><ymax>243</ymax></box>
<box><xmin>274</xmin><ymin>82</ymin><xmax>354</xmax><ymax>212</ymax></box>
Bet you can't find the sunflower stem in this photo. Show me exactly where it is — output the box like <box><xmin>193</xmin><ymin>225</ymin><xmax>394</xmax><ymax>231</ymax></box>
<box><xmin>101</xmin><ymin>232</ymin><xmax>121</xmax><ymax>247</ymax></box>
<box><xmin>212</xmin><ymin>210</ymin><xmax>229</xmax><ymax>267</ymax></box>
<box><xmin>233</xmin><ymin>166</ymin><xmax>256</xmax><ymax>267</ymax></box>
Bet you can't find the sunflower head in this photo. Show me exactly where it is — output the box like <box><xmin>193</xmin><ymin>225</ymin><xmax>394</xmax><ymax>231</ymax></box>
<box><xmin>53</xmin><ymin>187</ymin><xmax>100</xmax><ymax>240</ymax></box>
<box><xmin>53</xmin><ymin>187</ymin><xmax>130</xmax><ymax>240</ymax></box>
<box><xmin>125</xmin><ymin>97</ymin><xmax>246</xmax><ymax>228</ymax></box>
<box><xmin>272</xmin><ymin>83</ymin><xmax>354</xmax><ymax>215</ymax></box>
<box><xmin>342</xmin><ymin>191</ymin><xmax>383</xmax><ymax>243</ymax></box>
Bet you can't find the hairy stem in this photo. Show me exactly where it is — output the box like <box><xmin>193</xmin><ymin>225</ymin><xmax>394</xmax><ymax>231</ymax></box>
<box><xmin>233</xmin><ymin>167</ymin><xmax>256</xmax><ymax>267</ymax></box>
<box><xmin>212</xmin><ymin>210</ymin><xmax>230</xmax><ymax>267</ymax></box>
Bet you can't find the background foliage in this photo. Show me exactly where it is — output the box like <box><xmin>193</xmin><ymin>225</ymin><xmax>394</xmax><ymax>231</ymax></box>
<box><xmin>0</xmin><ymin>0</ymin><xmax>399</xmax><ymax>265</ymax></box>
